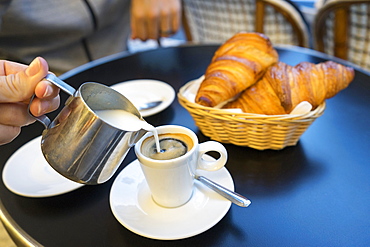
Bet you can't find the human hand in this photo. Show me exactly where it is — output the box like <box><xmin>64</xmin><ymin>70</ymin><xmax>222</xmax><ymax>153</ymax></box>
<box><xmin>0</xmin><ymin>57</ymin><xmax>60</xmax><ymax>145</ymax></box>
<box><xmin>130</xmin><ymin>0</ymin><xmax>181</xmax><ymax>40</ymax></box>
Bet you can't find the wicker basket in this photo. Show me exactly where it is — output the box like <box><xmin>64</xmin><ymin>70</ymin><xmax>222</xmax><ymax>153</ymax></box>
<box><xmin>178</xmin><ymin>79</ymin><xmax>326</xmax><ymax>150</ymax></box>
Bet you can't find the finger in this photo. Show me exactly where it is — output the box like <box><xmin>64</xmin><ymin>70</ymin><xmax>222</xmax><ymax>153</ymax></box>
<box><xmin>130</xmin><ymin>1</ymin><xmax>139</xmax><ymax>39</ymax></box>
<box><xmin>29</xmin><ymin>94</ymin><xmax>60</xmax><ymax>117</ymax></box>
<box><xmin>131</xmin><ymin>19</ymin><xmax>138</xmax><ymax>39</ymax></box>
<box><xmin>147</xmin><ymin>9</ymin><xmax>160</xmax><ymax>40</ymax></box>
<box><xmin>0</xmin><ymin>124</ymin><xmax>21</xmax><ymax>145</ymax></box>
<box><xmin>131</xmin><ymin>3</ymin><xmax>149</xmax><ymax>40</ymax></box>
<box><xmin>0</xmin><ymin>103</ymin><xmax>35</xmax><ymax>126</ymax></box>
<box><xmin>34</xmin><ymin>79</ymin><xmax>60</xmax><ymax>100</ymax></box>
<box><xmin>159</xmin><ymin>9</ymin><xmax>172</xmax><ymax>37</ymax></box>
<box><xmin>0</xmin><ymin>57</ymin><xmax>49</xmax><ymax>103</ymax></box>
<box><xmin>170</xmin><ymin>3</ymin><xmax>181</xmax><ymax>32</ymax></box>
<box><xmin>134</xmin><ymin>15</ymin><xmax>149</xmax><ymax>40</ymax></box>
<box><xmin>0</xmin><ymin>60</ymin><xmax>28</xmax><ymax>76</ymax></box>
<box><xmin>130</xmin><ymin>11</ymin><xmax>140</xmax><ymax>39</ymax></box>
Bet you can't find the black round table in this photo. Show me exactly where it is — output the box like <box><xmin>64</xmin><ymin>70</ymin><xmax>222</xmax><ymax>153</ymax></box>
<box><xmin>1</xmin><ymin>45</ymin><xmax>369</xmax><ymax>247</ymax></box>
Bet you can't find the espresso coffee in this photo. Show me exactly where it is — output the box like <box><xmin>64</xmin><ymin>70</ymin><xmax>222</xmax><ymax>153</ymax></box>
<box><xmin>141</xmin><ymin>133</ymin><xmax>194</xmax><ymax>160</ymax></box>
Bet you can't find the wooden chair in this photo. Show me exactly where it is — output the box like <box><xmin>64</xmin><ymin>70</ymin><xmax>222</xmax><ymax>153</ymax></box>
<box><xmin>313</xmin><ymin>0</ymin><xmax>370</xmax><ymax>70</ymax></box>
<box><xmin>182</xmin><ymin>0</ymin><xmax>310</xmax><ymax>47</ymax></box>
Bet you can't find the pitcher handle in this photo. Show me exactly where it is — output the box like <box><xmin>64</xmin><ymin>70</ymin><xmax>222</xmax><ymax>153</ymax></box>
<box><xmin>28</xmin><ymin>74</ymin><xmax>76</xmax><ymax>128</ymax></box>
<box><xmin>27</xmin><ymin>94</ymin><xmax>51</xmax><ymax>128</ymax></box>
<box><xmin>44</xmin><ymin>73</ymin><xmax>76</xmax><ymax>95</ymax></box>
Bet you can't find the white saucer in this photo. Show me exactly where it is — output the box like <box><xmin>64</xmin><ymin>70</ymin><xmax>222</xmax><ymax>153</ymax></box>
<box><xmin>2</xmin><ymin>136</ymin><xmax>84</xmax><ymax>197</ymax></box>
<box><xmin>111</xmin><ymin>79</ymin><xmax>175</xmax><ymax>117</ymax></box>
<box><xmin>109</xmin><ymin>157</ymin><xmax>233</xmax><ymax>240</ymax></box>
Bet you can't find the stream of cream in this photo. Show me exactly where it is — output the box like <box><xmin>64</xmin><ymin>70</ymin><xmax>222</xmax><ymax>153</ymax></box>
<box><xmin>94</xmin><ymin>109</ymin><xmax>161</xmax><ymax>152</ymax></box>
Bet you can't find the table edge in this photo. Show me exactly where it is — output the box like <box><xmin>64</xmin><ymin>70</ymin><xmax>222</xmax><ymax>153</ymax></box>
<box><xmin>0</xmin><ymin>200</ymin><xmax>42</xmax><ymax>247</ymax></box>
<box><xmin>59</xmin><ymin>44</ymin><xmax>370</xmax><ymax>81</ymax></box>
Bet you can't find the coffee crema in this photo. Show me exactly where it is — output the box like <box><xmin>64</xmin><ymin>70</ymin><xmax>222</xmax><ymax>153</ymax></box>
<box><xmin>141</xmin><ymin>133</ymin><xmax>194</xmax><ymax>160</ymax></box>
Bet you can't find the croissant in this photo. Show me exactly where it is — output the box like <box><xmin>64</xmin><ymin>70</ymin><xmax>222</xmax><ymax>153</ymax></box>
<box><xmin>223</xmin><ymin>61</ymin><xmax>355</xmax><ymax>114</ymax></box>
<box><xmin>195</xmin><ymin>32</ymin><xmax>279</xmax><ymax>107</ymax></box>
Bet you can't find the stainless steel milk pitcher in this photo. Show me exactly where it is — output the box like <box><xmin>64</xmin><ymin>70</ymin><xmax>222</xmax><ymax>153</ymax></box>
<box><xmin>30</xmin><ymin>74</ymin><xmax>147</xmax><ymax>184</ymax></box>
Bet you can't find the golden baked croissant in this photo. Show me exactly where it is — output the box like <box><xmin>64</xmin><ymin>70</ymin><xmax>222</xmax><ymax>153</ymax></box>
<box><xmin>195</xmin><ymin>32</ymin><xmax>279</xmax><ymax>107</ymax></box>
<box><xmin>223</xmin><ymin>61</ymin><xmax>355</xmax><ymax>114</ymax></box>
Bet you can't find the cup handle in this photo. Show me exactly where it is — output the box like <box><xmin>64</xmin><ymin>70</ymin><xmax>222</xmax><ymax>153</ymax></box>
<box><xmin>197</xmin><ymin>141</ymin><xmax>228</xmax><ymax>171</ymax></box>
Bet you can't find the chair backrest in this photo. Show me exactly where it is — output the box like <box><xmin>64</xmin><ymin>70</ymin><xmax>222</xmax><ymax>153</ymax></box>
<box><xmin>182</xmin><ymin>0</ymin><xmax>310</xmax><ymax>47</ymax></box>
<box><xmin>313</xmin><ymin>0</ymin><xmax>370</xmax><ymax>70</ymax></box>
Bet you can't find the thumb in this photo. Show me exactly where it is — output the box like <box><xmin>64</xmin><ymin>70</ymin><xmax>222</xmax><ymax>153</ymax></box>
<box><xmin>0</xmin><ymin>57</ymin><xmax>49</xmax><ymax>103</ymax></box>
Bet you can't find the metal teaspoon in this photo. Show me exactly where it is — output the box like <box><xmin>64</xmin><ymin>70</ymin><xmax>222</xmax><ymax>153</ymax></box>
<box><xmin>137</xmin><ymin>100</ymin><xmax>163</xmax><ymax>111</ymax></box>
<box><xmin>194</xmin><ymin>174</ymin><xmax>251</xmax><ymax>207</ymax></box>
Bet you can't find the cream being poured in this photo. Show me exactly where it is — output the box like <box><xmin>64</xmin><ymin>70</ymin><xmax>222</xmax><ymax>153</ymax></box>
<box><xmin>94</xmin><ymin>109</ymin><xmax>161</xmax><ymax>152</ymax></box>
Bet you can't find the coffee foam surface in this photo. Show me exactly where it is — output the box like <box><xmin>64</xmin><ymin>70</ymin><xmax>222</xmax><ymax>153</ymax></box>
<box><xmin>141</xmin><ymin>133</ymin><xmax>193</xmax><ymax>160</ymax></box>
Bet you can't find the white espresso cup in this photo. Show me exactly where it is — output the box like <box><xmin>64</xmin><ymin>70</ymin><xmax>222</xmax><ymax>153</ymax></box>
<box><xmin>134</xmin><ymin>125</ymin><xmax>228</xmax><ymax>208</ymax></box>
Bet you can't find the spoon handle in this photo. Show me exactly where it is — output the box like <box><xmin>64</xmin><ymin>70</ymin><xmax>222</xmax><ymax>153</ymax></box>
<box><xmin>195</xmin><ymin>175</ymin><xmax>251</xmax><ymax>207</ymax></box>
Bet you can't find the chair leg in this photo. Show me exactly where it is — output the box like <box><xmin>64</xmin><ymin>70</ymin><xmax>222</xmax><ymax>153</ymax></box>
<box><xmin>334</xmin><ymin>7</ymin><xmax>349</xmax><ymax>60</ymax></box>
<box><xmin>255</xmin><ymin>1</ymin><xmax>265</xmax><ymax>33</ymax></box>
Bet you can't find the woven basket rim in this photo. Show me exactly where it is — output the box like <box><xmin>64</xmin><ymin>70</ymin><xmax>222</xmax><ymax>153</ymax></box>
<box><xmin>178</xmin><ymin>79</ymin><xmax>326</xmax><ymax>121</ymax></box>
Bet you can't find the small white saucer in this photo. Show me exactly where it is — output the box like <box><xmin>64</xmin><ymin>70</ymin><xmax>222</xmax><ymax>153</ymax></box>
<box><xmin>109</xmin><ymin>158</ymin><xmax>233</xmax><ymax>240</ymax></box>
<box><xmin>111</xmin><ymin>79</ymin><xmax>175</xmax><ymax>117</ymax></box>
<box><xmin>2</xmin><ymin>136</ymin><xmax>84</xmax><ymax>197</ymax></box>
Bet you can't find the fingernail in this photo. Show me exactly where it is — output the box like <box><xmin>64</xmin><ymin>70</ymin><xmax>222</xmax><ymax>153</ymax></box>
<box><xmin>25</xmin><ymin>57</ymin><xmax>40</xmax><ymax>77</ymax></box>
<box><xmin>37</xmin><ymin>101</ymin><xmax>50</xmax><ymax>116</ymax></box>
<box><xmin>37</xmin><ymin>102</ymin><xmax>43</xmax><ymax>116</ymax></box>
<box><xmin>43</xmin><ymin>84</ymin><xmax>52</xmax><ymax>97</ymax></box>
